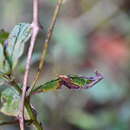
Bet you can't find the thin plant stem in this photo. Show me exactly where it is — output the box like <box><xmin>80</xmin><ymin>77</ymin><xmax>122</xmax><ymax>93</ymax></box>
<box><xmin>19</xmin><ymin>0</ymin><xmax>40</xmax><ymax>129</ymax></box>
<box><xmin>27</xmin><ymin>0</ymin><xmax>64</xmax><ymax>95</ymax></box>
<box><xmin>25</xmin><ymin>98</ymin><xmax>43</xmax><ymax>130</ymax></box>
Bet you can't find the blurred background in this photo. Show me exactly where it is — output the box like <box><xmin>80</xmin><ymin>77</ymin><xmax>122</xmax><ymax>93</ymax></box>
<box><xmin>0</xmin><ymin>0</ymin><xmax>130</xmax><ymax>129</ymax></box>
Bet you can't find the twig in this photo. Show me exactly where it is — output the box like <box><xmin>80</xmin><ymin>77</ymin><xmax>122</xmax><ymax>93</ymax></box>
<box><xmin>19</xmin><ymin>0</ymin><xmax>40</xmax><ymax>130</ymax></box>
<box><xmin>27</xmin><ymin>0</ymin><xmax>64</xmax><ymax>95</ymax></box>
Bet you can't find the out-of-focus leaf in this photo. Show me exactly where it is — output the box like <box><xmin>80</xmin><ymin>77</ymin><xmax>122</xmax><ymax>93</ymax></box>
<box><xmin>0</xmin><ymin>30</ymin><xmax>9</xmax><ymax>44</ymax></box>
<box><xmin>65</xmin><ymin>109</ymin><xmax>121</xmax><ymax>130</ymax></box>
<box><xmin>5</xmin><ymin>23</ymin><xmax>32</xmax><ymax>69</ymax></box>
<box><xmin>50</xmin><ymin>0</ymin><xmax>66</xmax><ymax>4</ymax></box>
<box><xmin>0</xmin><ymin>44</ymin><xmax>5</xmax><ymax>72</ymax></box>
<box><xmin>0</xmin><ymin>87</ymin><xmax>29</xmax><ymax>118</ymax></box>
<box><xmin>19</xmin><ymin>52</ymin><xmax>41</xmax><ymax>72</ymax></box>
<box><xmin>65</xmin><ymin>109</ymin><xmax>100</xmax><ymax>129</ymax></box>
<box><xmin>52</xmin><ymin>24</ymin><xmax>85</xmax><ymax>59</ymax></box>
<box><xmin>0</xmin><ymin>87</ymin><xmax>20</xmax><ymax>117</ymax></box>
<box><xmin>0</xmin><ymin>44</ymin><xmax>10</xmax><ymax>74</ymax></box>
<box><xmin>87</xmin><ymin>79</ymin><xmax>126</xmax><ymax>103</ymax></box>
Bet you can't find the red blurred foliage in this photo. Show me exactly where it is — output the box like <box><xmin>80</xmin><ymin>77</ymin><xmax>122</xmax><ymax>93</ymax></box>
<box><xmin>90</xmin><ymin>32</ymin><xmax>129</xmax><ymax>65</ymax></box>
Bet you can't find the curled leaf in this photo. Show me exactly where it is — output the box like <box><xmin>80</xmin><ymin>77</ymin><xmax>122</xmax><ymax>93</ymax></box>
<box><xmin>32</xmin><ymin>72</ymin><xmax>103</xmax><ymax>94</ymax></box>
<box><xmin>59</xmin><ymin>71</ymin><xmax>103</xmax><ymax>89</ymax></box>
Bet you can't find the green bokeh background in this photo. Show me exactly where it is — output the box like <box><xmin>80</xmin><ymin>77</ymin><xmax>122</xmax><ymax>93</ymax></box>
<box><xmin>0</xmin><ymin>0</ymin><xmax>130</xmax><ymax>130</ymax></box>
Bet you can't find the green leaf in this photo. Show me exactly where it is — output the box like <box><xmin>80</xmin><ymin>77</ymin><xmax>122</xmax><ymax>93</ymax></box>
<box><xmin>65</xmin><ymin>109</ymin><xmax>100</xmax><ymax>129</ymax></box>
<box><xmin>32</xmin><ymin>79</ymin><xmax>61</xmax><ymax>94</ymax></box>
<box><xmin>0</xmin><ymin>87</ymin><xmax>20</xmax><ymax>117</ymax></box>
<box><xmin>0</xmin><ymin>30</ymin><xmax>10</xmax><ymax>74</ymax></box>
<box><xmin>0</xmin><ymin>87</ymin><xmax>29</xmax><ymax>118</ymax></box>
<box><xmin>0</xmin><ymin>30</ymin><xmax>9</xmax><ymax>44</ymax></box>
<box><xmin>5</xmin><ymin>23</ymin><xmax>32</xmax><ymax>69</ymax></box>
<box><xmin>53</xmin><ymin>25</ymin><xmax>85</xmax><ymax>58</ymax></box>
<box><xmin>0</xmin><ymin>44</ymin><xmax>5</xmax><ymax>71</ymax></box>
<box><xmin>69</xmin><ymin>75</ymin><xmax>93</xmax><ymax>87</ymax></box>
<box><xmin>0</xmin><ymin>44</ymin><xmax>10</xmax><ymax>74</ymax></box>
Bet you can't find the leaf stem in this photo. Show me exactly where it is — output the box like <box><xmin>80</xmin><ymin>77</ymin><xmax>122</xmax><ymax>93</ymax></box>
<box><xmin>25</xmin><ymin>98</ymin><xmax>43</xmax><ymax>130</ymax></box>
